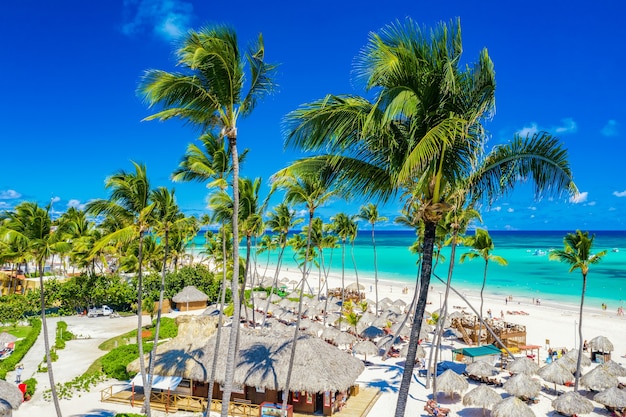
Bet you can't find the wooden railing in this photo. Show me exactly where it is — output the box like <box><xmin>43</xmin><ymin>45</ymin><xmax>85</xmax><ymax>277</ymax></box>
<box><xmin>100</xmin><ymin>385</ymin><xmax>113</xmax><ymax>402</ymax></box>
<box><xmin>209</xmin><ymin>399</ymin><xmax>260</xmax><ymax>417</ymax></box>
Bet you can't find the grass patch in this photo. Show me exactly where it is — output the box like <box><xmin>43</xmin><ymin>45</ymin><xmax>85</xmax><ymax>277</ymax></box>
<box><xmin>98</xmin><ymin>317</ymin><xmax>177</xmax><ymax>351</ymax></box>
<box><xmin>0</xmin><ymin>325</ymin><xmax>32</xmax><ymax>339</ymax></box>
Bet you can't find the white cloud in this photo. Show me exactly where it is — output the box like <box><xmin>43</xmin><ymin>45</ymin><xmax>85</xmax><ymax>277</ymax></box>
<box><xmin>122</xmin><ymin>0</ymin><xmax>193</xmax><ymax>41</ymax></box>
<box><xmin>507</xmin><ymin>208</ymin><xmax>514</xmax><ymax>213</ymax></box>
<box><xmin>491</xmin><ymin>206</ymin><xmax>502</xmax><ymax>212</ymax></box>
<box><xmin>569</xmin><ymin>192</ymin><xmax>588</xmax><ymax>204</ymax></box>
<box><xmin>0</xmin><ymin>202</ymin><xmax>9</xmax><ymax>208</ymax></box>
<box><xmin>587</xmin><ymin>201</ymin><xmax>596</xmax><ymax>206</ymax></box>
<box><xmin>517</xmin><ymin>123</ymin><xmax>539</xmax><ymax>137</ymax></box>
<box><xmin>601</xmin><ymin>120</ymin><xmax>620</xmax><ymax>137</ymax></box>
<box><xmin>51</xmin><ymin>196</ymin><xmax>61</xmax><ymax>203</ymax></box>
<box><xmin>528</xmin><ymin>206</ymin><xmax>537</xmax><ymax>211</ymax></box>
<box><xmin>554</xmin><ymin>118</ymin><xmax>578</xmax><ymax>134</ymax></box>
<box><xmin>0</xmin><ymin>189</ymin><xmax>21</xmax><ymax>200</ymax></box>
<box><xmin>613</xmin><ymin>190</ymin><xmax>626</xmax><ymax>197</ymax></box>
<box><xmin>67</xmin><ymin>199</ymin><xmax>87</xmax><ymax>210</ymax></box>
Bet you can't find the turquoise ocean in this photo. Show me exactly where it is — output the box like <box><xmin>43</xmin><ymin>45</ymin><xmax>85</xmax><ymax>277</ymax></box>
<box><xmin>191</xmin><ymin>230</ymin><xmax>626</xmax><ymax>310</ymax></box>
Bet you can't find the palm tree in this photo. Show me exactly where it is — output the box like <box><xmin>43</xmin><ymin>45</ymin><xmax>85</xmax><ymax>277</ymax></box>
<box><xmin>262</xmin><ymin>202</ymin><xmax>302</xmax><ymax>324</ymax></box>
<box><xmin>140</xmin><ymin>26</ymin><xmax>277</xmax><ymax>416</ymax></box>
<box><xmin>357</xmin><ymin>203</ymin><xmax>387</xmax><ymax>316</ymax></box>
<box><xmin>282</xmin><ymin>18</ymin><xmax>576</xmax><ymax>416</ymax></box>
<box><xmin>550</xmin><ymin>231</ymin><xmax>606</xmax><ymax>390</ymax></box>
<box><xmin>329</xmin><ymin>213</ymin><xmax>354</xmax><ymax>304</ymax></box>
<box><xmin>459</xmin><ymin>228</ymin><xmax>507</xmax><ymax>345</ymax></box>
<box><xmin>0</xmin><ymin>202</ymin><xmax>69</xmax><ymax>417</ymax></box>
<box><xmin>86</xmin><ymin>161</ymin><xmax>155</xmax><ymax>416</ymax></box>
<box><xmin>272</xmin><ymin>168</ymin><xmax>337</xmax><ymax>415</ymax></box>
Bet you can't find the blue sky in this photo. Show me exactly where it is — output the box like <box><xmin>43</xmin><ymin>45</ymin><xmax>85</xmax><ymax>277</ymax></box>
<box><xmin>1</xmin><ymin>0</ymin><xmax>625</xmax><ymax>231</ymax></box>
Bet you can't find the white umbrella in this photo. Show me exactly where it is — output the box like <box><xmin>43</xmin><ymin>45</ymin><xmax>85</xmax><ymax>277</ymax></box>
<box><xmin>463</xmin><ymin>384</ymin><xmax>502</xmax><ymax>416</ymax></box>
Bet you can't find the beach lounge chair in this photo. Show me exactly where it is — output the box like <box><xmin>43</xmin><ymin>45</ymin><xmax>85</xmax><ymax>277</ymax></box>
<box><xmin>425</xmin><ymin>400</ymin><xmax>450</xmax><ymax>416</ymax></box>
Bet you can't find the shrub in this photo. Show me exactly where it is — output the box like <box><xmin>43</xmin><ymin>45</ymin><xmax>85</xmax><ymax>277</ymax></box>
<box><xmin>23</xmin><ymin>377</ymin><xmax>37</xmax><ymax>397</ymax></box>
<box><xmin>100</xmin><ymin>343</ymin><xmax>152</xmax><ymax>380</ymax></box>
<box><xmin>0</xmin><ymin>318</ymin><xmax>41</xmax><ymax>379</ymax></box>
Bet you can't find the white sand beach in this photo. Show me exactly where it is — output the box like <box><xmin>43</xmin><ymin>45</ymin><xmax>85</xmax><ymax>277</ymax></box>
<box><xmin>7</xmin><ymin>265</ymin><xmax>626</xmax><ymax>417</ymax></box>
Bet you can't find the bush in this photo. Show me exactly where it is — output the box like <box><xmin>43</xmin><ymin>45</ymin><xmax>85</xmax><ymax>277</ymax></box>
<box><xmin>23</xmin><ymin>377</ymin><xmax>37</xmax><ymax>397</ymax></box>
<box><xmin>100</xmin><ymin>343</ymin><xmax>152</xmax><ymax>380</ymax></box>
<box><xmin>153</xmin><ymin>317</ymin><xmax>177</xmax><ymax>339</ymax></box>
<box><xmin>0</xmin><ymin>318</ymin><xmax>41</xmax><ymax>379</ymax></box>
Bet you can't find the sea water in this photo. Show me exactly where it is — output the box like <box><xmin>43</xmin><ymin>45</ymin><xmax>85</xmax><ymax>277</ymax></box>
<box><xmin>189</xmin><ymin>230</ymin><xmax>626</xmax><ymax>310</ymax></box>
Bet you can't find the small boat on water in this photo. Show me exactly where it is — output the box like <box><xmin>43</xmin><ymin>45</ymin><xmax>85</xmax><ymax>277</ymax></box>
<box><xmin>612</xmin><ymin>248</ymin><xmax>620</xmax><ymax>252</ymax></box>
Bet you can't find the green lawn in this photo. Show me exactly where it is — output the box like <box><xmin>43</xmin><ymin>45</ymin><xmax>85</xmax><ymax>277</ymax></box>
<box><xmin>0</xmin><ymin>325</ymin><xmax>32</xmax><ymax>339</ymax></box>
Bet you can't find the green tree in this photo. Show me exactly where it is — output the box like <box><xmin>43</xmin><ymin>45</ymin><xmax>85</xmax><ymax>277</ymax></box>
<box><xmin>550</xmin><ymin>231</ymin><xmax>606</xmax><ymax>390</ymax></box>
<box><xmin>140</xmin><ymin>27</ymin><xmax>277</xmax><ymax>414</ymax></box>
<box><xmin>357</xmin><ymin>203</ymin><xmax>387</xmax><ymax>316</ymax></box>
<box><xmin>283</xmin><ymin>18</ymin><xmax>576</xmax><ymax>416</ymax></box>
<box><xmin>86</xmin><ymin>161</ymin><xmax>155</xmax><ymax>416</ymax></box>
<box><xmin>0</xmin><ymin>202</ymin><xmax>69</xmax><ymax>417</ymax></box>
<box><xmin>459</xmin><ymin>228</ymin><xmax>507</xmax><ymax>345</ymax></box>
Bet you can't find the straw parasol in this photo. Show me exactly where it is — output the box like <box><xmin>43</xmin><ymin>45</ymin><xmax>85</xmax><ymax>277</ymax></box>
<box><xmin>353</xmin><ymin>340</ymin><xmax>378</xmax><ymax>360</ymax></box>
<box><xmin>466</xmin><ymin>361</ymin><xmax>497</xmax><ymax>378</ymax></box>
<box><xmin>538</xmin><ymin>361</ymin><xmax>574</xmax><ymax>393</ymax></box>
<box><xmin>594</xmin><ymin>386</ymin><xmax>626</xmax><ymax>408</ymax></box>
<box><xmin>334</xmin><ymin>331</ymin><xmax>357</xmax><ymax>347</ymax></box>
<box><xmin>0</xmin><ymin>379</ymin><xmax>23</xmax><ymax>415</ymax></box>
<box><xmin>321</xmin><ymin>326</ymin><xmax>341</xmax><ymax>342</ymax></box>
<box><xmin>601</xmin><ymin>360</ymin><xmax>626</xmax><ymax>377</ymax></box>
<box><xmin>463</xmin><ymin>384</ymin><xmax>502</xmax><ymax>416</ymax></box>
<box><xmin>563</xmin><ymin>349</ymin><xmax>592</xmax><ymax>367</ymax></box>
<box><xmin>399</xmin><ymin>344</ymin><xmax>426</xmax><ymax>359</ymax></box>
<box><xmin>589</xmin><ymin>335</ymin><xmax>614</xmax><ymax>352</ymax></box>
<box><xmin>551</xmin><ymin>391</ymin><xmax>594</xmax><ymax>416</ymax></box>
<box><xmin>435</xmin><ymin>369</ymin><xmax>469</xmax><ymax>399</ymax></box>
<box><xmin>580</xmin><ymin>366</ymin><xmax>618</xmax><ymax>391</ymax></box>
<box><xmin>360</xmin><ymin>325</ymin><xmax>385</xmax><ymax>340</ymax></box>
<box><xmin>509</xmin><ymin>357</ymin><xmax>540</xmax><ymax>375</ymax></box>
<box><xmin>0</xmin><ymin>333</ymin><xmax>17</xmax><ymax>347</ymax></box>
<box><xmin>492</xmin><ymin>396</ymin><xmax>536</xmax><ymax>417</ymax></box>
<box><xmin>503</xmin><ymin>373</ymin><xmax>540</xmax><ymax>399</ymax></box>
<box><xmin>128</xmin><ymin>326</ymin><xmax>364</xmax><ymax>394</ymax></box>
<box><xmin>346</xmin><ymin>282</ymin><xmax>365</xmax><ymax>291</ymax></box>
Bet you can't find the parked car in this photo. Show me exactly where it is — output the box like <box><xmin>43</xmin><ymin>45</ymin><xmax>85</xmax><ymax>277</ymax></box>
<box><xmin>87</xmin><ymin>305</ymin><xmax>116</xmax><ymax>318</ymax></box>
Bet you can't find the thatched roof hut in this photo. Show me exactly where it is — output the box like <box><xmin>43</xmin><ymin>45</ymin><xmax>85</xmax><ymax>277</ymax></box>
<box><xmin>0</xmin><ymin>379</ymin><xmax>23</xmax><ymax>416</ymax></box>
<box><xmin>128</xmin><ymin>326</ymin><xmax>364</xmax><ymax>394</ymax></box>
<box><xmin>172</xmin><ymin>286</ymin><xmax>208</xmax><ymax>311</ymax></box>
<box><xmin>0</xmin><ymin>333</ymin><xmax>16</xmax><ymax>347</ymax></box>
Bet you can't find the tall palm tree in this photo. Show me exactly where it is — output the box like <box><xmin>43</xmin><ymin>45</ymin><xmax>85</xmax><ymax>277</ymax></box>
<box><xmin>329</xmin><ymin>213</ymin><xmax>354</xmax><ymax>304</ymax></box>
<box><xmin>0</xmin><ymin>202</ymin><xmax>69</xmax><ymax>417</ymax></box>
<box><xmin>262</xmin><ymin>202</ymin><xmax>302</xmax><ymax>324</ymax></box>
<box><xmin>86</xmin><ymin>161</ymin><xmax>155</xmax><ymax>416</ymax></box>
<box><xmin>282</xmin><ymin>18</ymin><xmax>576</xmax><ymax>416</ymax></box>
<box><xmin>459</xmin><ymin>228</ymin><xmax>507</xmax><ymax>345</ymax></box>
<box><xmin>272</xmin><ymin>168</ymin><xmax>337</xmax><ymax>415</ymax></box>
<box><xmin>357</xmin><ymin>203</ymin><xmax>387</xmax><ymax>316</ymax></box>
<box><xmin>140</xmin><ymin>26</ymin><xmax>277</xmax><ymax>415</ymax></box>
<box><xmin>550</xmin><ymin>231</ymin><xmax>606</xmax><ymax>390</ymax></box>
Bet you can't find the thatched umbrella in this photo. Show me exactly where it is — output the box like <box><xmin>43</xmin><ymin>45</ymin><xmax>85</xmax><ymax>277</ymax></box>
<box><xmin>302</xmin><ymin>321</ymin><xmax>325</xmax><ymax>337</ymax></box>
<box><xmin>580</xmin><ymin>366</ymin><xmax>618</xmax><ymax>391</ymax></box>
<box><xmin>172</xmin><ymin>285</ymin><xmax>208</xmax><ymax>311</ymax></box>
<box><xmin>463</xmin><ymin>384</ymin><xmax>502</xmax><ymax>416</ymax></box>
<box><xmin>321</xmin><ymin>326</ymin><xmax>341</xmax><ymax>342</ymax></box>
<box><xmin>551</xmin><ymin>391</ymin><xmax>594</xmax><ymax>416</ymax></box>
<box><xmin>466</xmin><ymin>361</ymin><xmax>496</xmax><ymax>378</ymax></box>
<box><xmin>0</xmin><ymin>379</ymin><xmax>23</xmax><ymax>415</ymax></box>
<box><xmin>538</xmin><ymin>361</ymin><xmax>574</xmax><ymax>393</ymax></box>
<box><xmin>509</xmin><ymin>357</ymin><xmax>540</xmax><ymax>375</ymax></box>
<box><xmin>563</xmin><ymin>349</ymin><xmax>592</xmax><ymax>367</ymax></box>
<box><xmin>594</xmin><ymin>386</ymin><xmax>626</xmax><ymax>408</ymax></box>
<box><xmin>503</xmin><ymin>373</ymin><xmax>540</xmax><ymax>399</ymax></box>
<box><xmin>399</xmin><ymin>344</ymin><xmax>425</xmax><ymax>359</ymax></box>
<box><xmin>353</xmin><ymin>340</ymin><xmax>378</xmax><ymax>360</ymax></box>
<box><xmin>267</xmin><ymin>293</ymin><xmax>282</xmax><ymax>303</ymax></box>
<box><xmin>435</xmin><ymin>369</ymin><xmax>468</xmax><ymax>399</ymax></box>
<box><xmin>360</xmin><ymin>325</ymin><xmax>385</xmax><ymax>340</ymax></box>
<box><xmin>334</xmin><ymin>331</ymin><xmax>357</xmax><ymax>347</ymax></box>
<box><xmin>589</xmin><ymin>335</ymin><xmax>614</xmax><ymax>352</ymax></box>
<box><xmin>601</xmin><ymin>360</ymin><xmax>626</xmax><ymax>377</ymax></box>
<box><xmin>346</xmin><ymin>282</ymin><xmax>365</xmax><ymax>291</ymax></box>
<box><xmin>128</xmin><ymin>326</ymin><xmax>364</xmax><ymax>394</ymax></box>
<box><xmin>0</xmin><ymin>333</ymin><xmax>17</xmax><ymax>347</ymax></box>
<box><xmin>491</xmin><ymin>396</ymin><xmax>536</xmax><ymax>417</ymax></box>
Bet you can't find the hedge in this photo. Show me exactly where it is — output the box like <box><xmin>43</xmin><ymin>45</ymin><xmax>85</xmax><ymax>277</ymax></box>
<box><xmin>0</xmin><ymin>318</ymin><xmax>41</xmax><ymax>380</ymax></box>
<box><xmin>100</xmin><ymin>342</ymin><xmax>152</xmax><ymax>381</ymax></box>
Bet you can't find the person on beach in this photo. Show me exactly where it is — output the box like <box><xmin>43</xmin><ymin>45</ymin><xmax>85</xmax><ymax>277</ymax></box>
<box><xmin>15</xmin><ymin>364</ymin><xmax>23</xmax><ymax>383</ymax></box>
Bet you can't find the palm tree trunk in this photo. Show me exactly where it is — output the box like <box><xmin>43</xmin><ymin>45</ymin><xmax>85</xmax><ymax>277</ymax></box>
<box><xmin>574</xmin><ymin>274</ymin><xmax>587</xmax><ymax>391</ymax></box>
<box><xmin>340</xmin><ymin>241</ymin><xmax>346</xmax><ymax>308</ymax></box>
<box><xmin>221</xmin><ymin>136</ymin><xmax>242</xmax><ymax>417</ymax></box>
<box><xmin>478</xmin><ymin>260</ymin><xmax>489</xmax><ymax>346</ymax></box>
<box><xmin>430</xmin><ymin>236</ymin><xmax>459</xmax><ymax>394</ymax></box>
<box><xmin>39</xmin><ymin>261</ymin><xmax>62</xmax><ymax>417</ymax></box>
<box><xmin>137</xmin><ymin>232</ymin><xmax>151</xmax><ymax>417</ymax></box>
<box><xmin>351</xmin><ymin>240</ymin><xmax>360</xmax><ymax>297</ymax></box>
<box><xmin>372</xmin><ymin>227</ymin><xmax>379</xmax><ymax>317</ymax></box>
<box><xmin>147</xmin><ymin>229</ymin><xmax>169</xmax><ymax>407</ymax></box>
<box><xmin>281</xmin><ymin>211</ymin><xmax>314</xmax><ymax>416</ymax></box>
<box><xmin>261</xmin><ymin>244</ymin><xmax>286</xmax><ymax>327</ymax></box>
<box><xmin>240</xmin><ymin>236</ymin><xmax>252</xmax><ymax>324</ymax></box>
<box><xmin>395</xmin><ymin>221</ymin><xmax>436</xmax><ymax>417</ymax></box>
<box><xmin>205</xmin><ymin>226</ymin><xmax>229</xmax><ymax>416</ymax></box>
